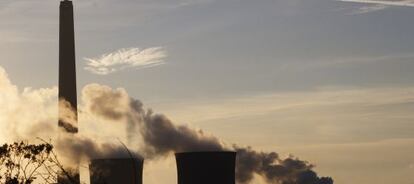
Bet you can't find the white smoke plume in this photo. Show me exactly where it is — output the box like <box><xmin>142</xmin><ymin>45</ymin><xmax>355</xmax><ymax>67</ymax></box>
<box><xmin>82</xmin><ymin>83</ymin><xmax>334</xmax><ymax>184</ymax></box>
<box><xmin>0</xmin><ymin>66</ymin><xmax>140</xmax><ymax>167</ymax></box>
<box><xmin>0</xmin><ymin>66</ymin><xmax>332</xmax><ymax>184</ymax></box>
<box><xmin>0</xmin><ymin>66</ymin><xmax>57</xmax><ymax>142</ymax></box>
<box><xmin>59</xmin><ymin>99</ymin><xmax>79</xmax><ymax>133</ymax></box>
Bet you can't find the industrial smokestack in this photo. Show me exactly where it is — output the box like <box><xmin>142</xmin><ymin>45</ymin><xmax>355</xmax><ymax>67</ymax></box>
<box><xmin>175</xmin><ymin>152</ymin><xmax>236</xmax><ymax>184</ymax></box>
<box><xmin>89</xmin><ymin>158</ymin><xmax>144</xmax><ymax>184</ymax></box>
<box><xmin>59</xmin><ymin>0</ymin><xmax>78</xmax><ymax>133</ymax></box>
<box><xmin>58</xmin><ymin>1</ymin><xmax>79</xmax><ymax>183</ymax></box>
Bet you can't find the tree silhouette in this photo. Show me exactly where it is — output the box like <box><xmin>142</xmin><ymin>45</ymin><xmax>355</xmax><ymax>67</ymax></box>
<box><xmin>0</xmin><ymin>140</ymin><xmax>79</xmax><ymax>184</ymax></box>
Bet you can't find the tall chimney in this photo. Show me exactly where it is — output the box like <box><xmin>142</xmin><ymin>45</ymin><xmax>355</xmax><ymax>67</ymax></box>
<box><xmin>175</xmin><ymin>152</ymin><xmax>236</xmax><ymax>184</ymax></box>
<box><xmin>58</xmin><ymin>1</ymin><xmax>80</xmax><ymax>182</ymax></box>
<box><xmin>59</xmin><ymin>0</ymin><xmax>78</xmax><ymax>133</ymax></box>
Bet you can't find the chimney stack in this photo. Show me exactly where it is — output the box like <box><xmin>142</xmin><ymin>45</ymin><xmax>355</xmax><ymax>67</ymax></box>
<box><xmin>175</xmin><ymin>152</ymin><xmax>236</xmax><ymax>184</ymax></box>
<box><xmin>57</xmin><ymin>1</ymin><xmax>80</xmax><ymax>183</ymax></box>
<box><xmin>59</xmin><ymin>0</ymin><xmax>78</xmax><ymax>133</ymax></box>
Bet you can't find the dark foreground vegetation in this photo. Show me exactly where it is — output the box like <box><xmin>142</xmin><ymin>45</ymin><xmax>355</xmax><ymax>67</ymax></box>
<box><xmin>0</xmin><ymin>141</ymin><xmax>78</xmax><ymax>184</ymax></box>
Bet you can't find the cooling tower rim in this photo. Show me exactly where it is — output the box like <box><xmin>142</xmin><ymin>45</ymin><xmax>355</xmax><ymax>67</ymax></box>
<box><xmin>175</xmin><ymin>151</ymin><xmax>236</xmax><ymax>156</ymax></box>
<box><xmin>90</xmin><ymin>157</ymin><xmax>144</xmax><ymax>162</ymax></box>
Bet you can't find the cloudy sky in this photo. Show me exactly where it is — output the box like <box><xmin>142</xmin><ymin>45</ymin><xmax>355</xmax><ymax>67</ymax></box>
<box><xmin>1</xmin><ymin>0</ymin><xmax>414</xmax><ymax>183</ymax></box>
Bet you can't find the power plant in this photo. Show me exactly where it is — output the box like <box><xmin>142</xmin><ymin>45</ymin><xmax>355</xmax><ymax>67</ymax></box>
<box><xmin>58</xmin><ymin>0</ymin><xmax>237</xmax><ymax>183</ymax></box>
<box><xmin>87</xmin><ymin>153</ymin><xmax>236</xmax><ymax>184</ymax></box>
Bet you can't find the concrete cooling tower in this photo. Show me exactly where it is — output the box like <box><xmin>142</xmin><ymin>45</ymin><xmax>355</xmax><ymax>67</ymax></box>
<box><xmin>89</xmin><ymin>158</ymin><xmax>144</xmax><ymax>184</ymax></box>
<box><xmin>175</xmin><ymin>152</ymin><xmax>236</xmax><ymax>184</ymax></box>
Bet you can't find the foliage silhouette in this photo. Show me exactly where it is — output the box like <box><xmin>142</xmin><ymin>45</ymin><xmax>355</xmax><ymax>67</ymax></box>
<box><xmin>0</xmin><ymin>140</ymin><xmax>79</xmax><ymax>184</ymax></box>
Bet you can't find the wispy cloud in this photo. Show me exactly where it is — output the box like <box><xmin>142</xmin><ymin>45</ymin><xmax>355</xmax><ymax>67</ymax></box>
<box><xmin>84</xmin><ymin>47</ymin><xmax>167</xmax><ymax>75</ymax></box>
<box><xmin>349</xmin><ymin>4</ymin><xmax>388</xmax><ymax>14</ymax></box>
<box><xmin>156</xmin><ymin>86</ymin><xmax>414</xmax><ymax>125</ymax></box>
<box><xmin>339</xmin><ymin>0</ymin><xmax>414</xmax><ymax>7</ymax></box>
<box><xmin>338</xmin><ymin>0</ymin><xmax>414</xmax><ymax>14</ymax></box>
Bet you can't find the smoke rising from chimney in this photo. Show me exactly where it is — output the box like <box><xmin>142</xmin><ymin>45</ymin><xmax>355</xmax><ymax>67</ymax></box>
<box><xmin>55</xmin><ymin>133</ymin><xmax>142</xmax><ymax>166</ymax></box>
<box><xmin>234</xmin><ymin>146</ymin><xmax>334</xmax><ymax>184</ymax></box>
<box><xmin>0</xmin><ymin>66</ymin><xmax>332</xmax><ymax>184</ymax></box>
<box><xmin>82</xmin><ymin>83</ymin><xmax>333</xmax><ymax>184</ymax></box>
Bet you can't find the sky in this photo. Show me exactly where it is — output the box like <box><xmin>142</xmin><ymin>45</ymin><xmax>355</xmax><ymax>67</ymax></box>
<box><xmin>1</xmin><ymin>0</ymin><xmax>414</xmax><ymax>184</ymax></box>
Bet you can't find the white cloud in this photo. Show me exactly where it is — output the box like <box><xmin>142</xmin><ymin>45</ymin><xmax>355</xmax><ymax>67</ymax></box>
<box><xmin>338</xmin><ymin>0</ymin><xmax>414</xmax><ymax>14</ymax></box>
<box><xmin>338</xmin><ymin>0</ymin><xmax>414</xmax><ymax>7</ymax></box>
<box><xmin>349</xmin><ymin>4</ymin><xmax>388</xmax><ymax>14</ymax></box>
<box><xmin>84</xmin><ymin>47</ymin><xmax>167</xmax><ymax>75</ymax></box>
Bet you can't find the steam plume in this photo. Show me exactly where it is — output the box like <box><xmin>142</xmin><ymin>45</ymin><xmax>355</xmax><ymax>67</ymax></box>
<box><xmin>59</xmin><ymin>99</ymin><xmax>78</xmax><ymax>133</ymax></box>
<box><xmin>0</xmin><ymin>67</ymin><xmax>139</xmax><ymax>167</ymax></box>
<box><xmin>54</xmin><ymin>133</ymin><xmax>142</xmax><ymax>166</ymax></box>
<box><xmin>82</xmin><ymin>83</ymin><xmax>334</xmax><ymax>184</ymax></box>
<box><xmin>235</xmin><ymin>146</ymin><xmax>334</xmax><ymax>184</ymax></box>
<box><xmin>0</xmin><ymin>66</ymin><xmax>332</xmax><ymax>183</ymax></box>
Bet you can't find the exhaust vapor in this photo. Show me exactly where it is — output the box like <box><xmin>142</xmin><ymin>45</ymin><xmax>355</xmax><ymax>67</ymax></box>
<box><xmin>0</xmin><ymin>66</ymin><xmax>333</xmax><ymax>184</ymax></box>
<box><xmin>83</xmin><ymin>83</ymin><xmax>333</xmax><ymax>184</ymax></box>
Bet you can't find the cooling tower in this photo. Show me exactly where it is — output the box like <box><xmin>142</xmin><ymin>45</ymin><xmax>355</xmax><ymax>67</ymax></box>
<box><xmin>89</xmin><ymin>158</ymin><xmax>144</xmax><ymax>184</ymax></box>
<box><xmin>59</xmin><ymin>0</ymin><xmax>78</xmax><ymax>133</ymax></box>
<box><xmin>175</xmin><ymin>152</ymin><xmax>236</xmax><ymax>184</ymax></box>
<box><xmin>57</xmin><ymin>171</ymin><xmax>80</xmax><ymax>184</ymax></box>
